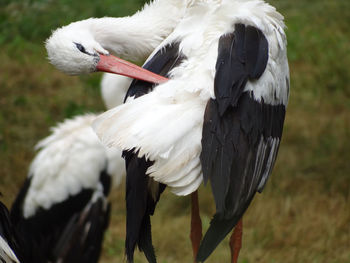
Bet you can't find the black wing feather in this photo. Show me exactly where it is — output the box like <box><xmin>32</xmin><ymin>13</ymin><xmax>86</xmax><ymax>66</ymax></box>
<box><xmin>52</xmin><ymin>198</ymin><xmax>111</xmax><ymax>263</ymax></box>
<box><xmin>52</xmin><ymin>170</ymin><xmax>112</xmax><ymax>263</ymax></box>
<box><xmin>124</xmin><ymin>151</ymin><xmax>156</xmax><ymax>263</ymax></box>
<box><xmin>244</xmin><ymin>25</ymin><xmax>269</xmax><ymax>78</ymax></box>
<box><xmin>123</xmin><ymin>42</ymin><xmax>184</xmax><ymax>263</ymax></box>
<box><xmin>198</xmin><ymin>24</ymin><xmax>285</xmax><ymax>262</ymax></box>
<box><xmin>10</xmin><ymin>170</ymin><xmax>112</xmax><ymax>263</ymax></box>
<box><xmin>0</xmin><ymin>201</ymin><xmax>25</xmax><ymax>263</ymax></box>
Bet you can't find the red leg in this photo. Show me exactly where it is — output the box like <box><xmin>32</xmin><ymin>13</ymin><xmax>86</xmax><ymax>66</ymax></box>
<box><xmin>190</xmin><ymin>191</ymin><xmax>202</xmax><ymax>262</ymax></box>
<box><xmin>229</xmin><ymin>218</ymin><xmax>243</xmax><ymax>263</ymax></box>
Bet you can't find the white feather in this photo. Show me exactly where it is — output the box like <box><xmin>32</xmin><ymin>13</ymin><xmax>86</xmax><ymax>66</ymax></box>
<box><xmin>93</xmin><ymin>81</ymin><xmax>206</xmax><ymax>194</ymax></box>
<box><xmin>257</xmin><ymin>137</ymin><xmax>280</xmax><ymax>191</ymax></box>
<box><xmin>0</xmin><ymin>236</ymin><xmax>19</xmax><ymax>263</ymax></box>
<box><xmin>24</xmin><ymin>114</ymin><xmax>125</xmax><ymax>218</ymax></box>
<box><xmin>92</xmin><ymin>0</ymin><xmax>288</xmax><ymax>196</ymax></box>
<box><xmin>170</xmin><ymin>171</ymin><xmax>203</xmax><ymax>196</ymax></box>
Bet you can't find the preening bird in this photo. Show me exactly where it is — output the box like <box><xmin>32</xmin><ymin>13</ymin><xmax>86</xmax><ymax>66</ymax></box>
<box><xmin>9</xmin><ymin>114</ymin><xmax>125</xmax><ymax>263</ymax></box>
<box><xmin>46</xmin><ymin>0</ymin><xmax>290</xmax><ymax>262</ymax></box>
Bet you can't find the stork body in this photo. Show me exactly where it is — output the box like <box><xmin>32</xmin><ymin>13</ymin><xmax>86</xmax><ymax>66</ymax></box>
<box><xmin>10</xmin><ymin>114</ymin><xmax>125</xmax><ymax>263</ymax></box>
<box><xmin>4</xmin><ymin>73</ymin><xmax>130</xmax><ymax>263</ymax></box>
<box><xmin>46</xmin><ymin>0</ymin><xmax>289</xmax><ymax>262</ymax></box>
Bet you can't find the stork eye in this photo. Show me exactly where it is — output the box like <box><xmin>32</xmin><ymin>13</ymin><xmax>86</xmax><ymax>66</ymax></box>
<box><xmin>74</xmin><ymin>43</ymin><xmax>87</xmax><ymax>54</ymax></box>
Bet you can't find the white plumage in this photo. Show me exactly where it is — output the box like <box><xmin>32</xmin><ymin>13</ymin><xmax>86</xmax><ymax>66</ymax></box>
<box><xmin>93</xmin><ymin>86</ymin><xmax>205</xmax><ymax>195</ymax></box>
<box><xmin>23</xmin><ymin>114</ymin><xmax>124</xmax><ymax>218</ymax></box>
<box><xmin>91</xmin><ymin>0</ymin><xmax>289</xmax><ymax>195</ymax></box>
<box><xmin>20</xmin><ymin>70</ymin><xmax>131</xmax><ymax>218</ymax></box>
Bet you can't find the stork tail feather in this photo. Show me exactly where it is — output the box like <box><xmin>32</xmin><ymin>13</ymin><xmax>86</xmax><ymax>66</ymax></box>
<box><xmin>138</xmin><ymin>214</ymin><xmax>156</xmax><ymax>263</ymax></box>
<box><xmin>196</xmin><ymin>214</ymin><xmax>240</xmax><ymax>262</ymax></box>
<box><xmin>125</xmin><ymin>150</ymin><xmax>162</xmax><ymax>263</ymax></box>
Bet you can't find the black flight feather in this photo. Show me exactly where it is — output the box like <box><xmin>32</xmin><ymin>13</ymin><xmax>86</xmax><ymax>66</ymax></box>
<box><xmin>10</xmin><ymin>169</ymin><xmax>112</xmax><ymax>263</ymax></box>
<box><xmin>124</xmin><ymin>151</ymin><xmax>156</xmax><ymax>263</ymax></box>
<box><xmin>244</xmin><ymin>25</ymin><xmax>269</xmax><ymax>79</ymax></box>
<box><xmin>0</xmin><ymin>201</ymin><xmax>25</xmax><ymax>263</ymax></box>
<box><xmin>51</xmin><ymin>171</ymin><xmax>111</xmax><ymax>263</ymax></box>
<box><xmin>52</xmin><ymin>198</ymin><xmax>111</xmax><ymax>263</ymax></box>
<box><xmin>123</xmin><ymin>42</ymin><xmax>185</xmax><ymax>263</ymax></box>
<box><xmin>198</xmin><ymin>23</ymin><xmax>285</xmax><ymax>262</ymax></box>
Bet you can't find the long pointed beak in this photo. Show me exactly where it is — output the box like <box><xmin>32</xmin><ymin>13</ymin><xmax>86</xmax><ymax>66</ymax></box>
<box><xmin>96</xmin><ymin>54</ymin><xmax>168</xmax><ymax>84</ymax></box>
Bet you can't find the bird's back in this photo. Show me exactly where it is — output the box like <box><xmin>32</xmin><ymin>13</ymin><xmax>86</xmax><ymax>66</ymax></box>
<box><xmin>10</xmin><ymin>114</ymin><xmax>124</xmax><ymax>263</ymax></box>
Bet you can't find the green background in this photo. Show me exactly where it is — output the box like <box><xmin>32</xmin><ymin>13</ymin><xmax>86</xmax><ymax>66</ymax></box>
<box><xmin>0</xmin><ymin>0</ymin><xmax>349</xmax><ymax>262</ymax></box>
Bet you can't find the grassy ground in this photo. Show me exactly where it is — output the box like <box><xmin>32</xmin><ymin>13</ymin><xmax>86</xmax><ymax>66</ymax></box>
<box><xmin>1</xmin><ymin>0</ymin><xmax>350</xmax><ymax>262</ymax></box>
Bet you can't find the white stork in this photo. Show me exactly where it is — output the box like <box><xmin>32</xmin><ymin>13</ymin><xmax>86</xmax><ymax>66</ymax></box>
<box><xmin>9</xmin><ymin>114</ymin><xmax>125</xmax><ymax>263</ymax></box>
<box><xmin>45</xmin><ymin>0</ymin><xmax>290</xmax><ymax>262</ymax></box>
<box><xmin>1</xmin><ymin>75</ymin><xmax>130</xmax><ymax>263</ymax></box>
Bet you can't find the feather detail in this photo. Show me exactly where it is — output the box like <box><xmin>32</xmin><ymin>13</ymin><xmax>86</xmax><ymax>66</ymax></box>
<box><xmin>198</xmin><ymin>22</ymin><xmax>286</xmax><ymax>261</ymax></box>
<box><xmin>22</xmin><ymin>114</ymin><xmax>123</xmax><ymax>218</ymax></box>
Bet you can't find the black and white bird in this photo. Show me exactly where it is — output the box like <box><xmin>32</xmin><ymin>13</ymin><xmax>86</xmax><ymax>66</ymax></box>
<box><xmin>45</xmin><ymin>0</ymin><xmax>290</xmax><ymax>262</ymax></box>
<box><xmin>9</xmin><ymin>114</ymin><xmax>125</xmax><ymax>263</ymax></box>
<box><xmin>1</xmin><ymin>73</ymin><xmax>130</xmax><ymax>263</ymax></box>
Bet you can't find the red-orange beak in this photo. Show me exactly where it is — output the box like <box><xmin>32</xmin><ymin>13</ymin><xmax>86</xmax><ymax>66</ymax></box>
<box><xmin>96</xmin><ymin>54</ymin><xmax>168</xmax><ymax>84</ymax></box>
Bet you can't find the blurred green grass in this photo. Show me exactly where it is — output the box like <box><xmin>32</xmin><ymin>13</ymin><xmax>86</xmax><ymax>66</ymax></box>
<box><xmin>0</xmin><ymin>0</ymin><xmax>350</xmax><ymax>262</ymax></box>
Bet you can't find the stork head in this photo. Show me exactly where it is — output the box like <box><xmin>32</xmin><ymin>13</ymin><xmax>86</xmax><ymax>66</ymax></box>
<box><xmin>45</xmin><ymin>27</ymin><xmax>109</xmax><ymax>75</ymax></box>
<box><xmin>45</xmin><ymin>24</ymin><xmax>168</xmax><ymax>83</ymax></box>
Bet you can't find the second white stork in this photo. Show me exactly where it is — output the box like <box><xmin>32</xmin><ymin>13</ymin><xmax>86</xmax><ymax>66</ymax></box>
<box><xmin>45</xmin><ymin>0</ymin><xmax>290</xmax><ymax>262</ymax></box>
<box><xmin>10</xmin><ymin>114</ymin><xmax>125</xmax><ymax>263</ymax></box>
